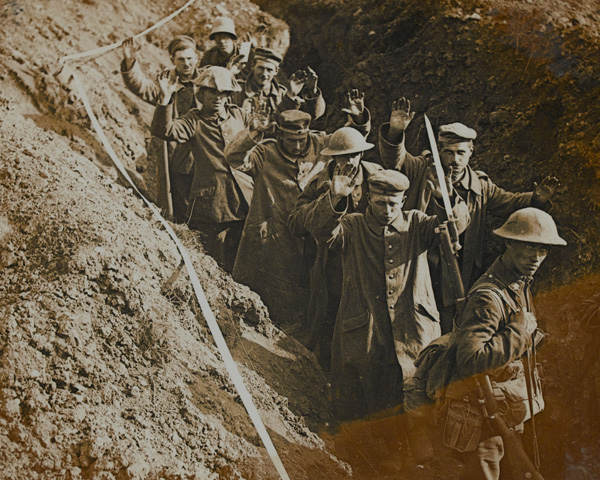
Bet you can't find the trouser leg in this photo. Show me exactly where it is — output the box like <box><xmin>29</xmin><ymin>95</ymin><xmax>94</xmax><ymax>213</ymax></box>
<box><xmin>462</xmin><ymin>435</ymin><xmax>504</xmax><ymax>480</ymax></box>
<box><xmin>189</xmin><ymin>220</ymin><xmax>244</xmax><ymax>274</ymax></box>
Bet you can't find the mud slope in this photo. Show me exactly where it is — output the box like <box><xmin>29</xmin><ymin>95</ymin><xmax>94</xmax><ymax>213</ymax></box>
<box><xmin>0</xmin><ymin>0</ymin><xmax>350</xmax><ymax>478</ymax></box>
<box><xmin>0</xmin><ymin>100</ymin><xmax>351</xmax><ymax>479</ymax></box>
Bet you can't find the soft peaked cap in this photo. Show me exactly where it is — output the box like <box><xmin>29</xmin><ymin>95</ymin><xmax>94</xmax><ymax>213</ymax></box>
<box><xmin>368</xmin><ymin>170</ymin><xmax>410</xmax><ymax>195</ymax></box>
<box><xmin>438</xmin><ymin>123</ymin><xmax>477</xmax><ymax>144</ymax></box>
<box><xmin>168</xmin><ymin>35</ymin><xmax>197</xmax><ymax>56</ymax></box>
<box><xmin>277</xmin><ymin>110</ymin><xmax>312</xmax><ymax>136</ymax></box>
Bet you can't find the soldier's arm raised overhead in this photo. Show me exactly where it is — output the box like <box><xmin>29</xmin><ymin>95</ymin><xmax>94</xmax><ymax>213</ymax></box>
<box><xmin>301</xmin><ymin>163</ymin><xmax>356</xmax><ymax>249</ymax></box>
<box><xmin>341</xmin><ymin>89</ymin><xmax>371</xmax><ymax>136</ymax></box>
<box><xmin>150</xmin><ymin>70</ymin><xmax>198</xmax><ymax>142</ymax></box>
<box><xmin>224</xmin><ymin>99</ymin><xmax>274</xmax><ymax>173</ymax></box>
<box><xmin>378</xmin><ymin>97</ymin><xmax>416</xmax><ymax>169</ymax></box>
<box><xmin>120</xmin><ymin>37</ymin><xmax>162</xmax><ymax>105</ymax></box>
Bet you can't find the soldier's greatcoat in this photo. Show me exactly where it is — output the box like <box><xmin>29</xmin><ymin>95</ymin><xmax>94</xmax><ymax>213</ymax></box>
<box><xmin>288</xmin><ymin>160</ymin><xmax>382</xmax><ymax>363</ymax></box>
<box><xmin>302</xmin><ymin>191</ymin><xmax>469</xmax><ymax>419</ymax></box>
<box><xmin>121</xmin><ymin>60</ymin><xmax>201</xmax><ymax>221</ymax></box>
<box><xmin>225</xmin><ymin>116</ymin><xmax>370</xmax><ymax>327</ymax></box>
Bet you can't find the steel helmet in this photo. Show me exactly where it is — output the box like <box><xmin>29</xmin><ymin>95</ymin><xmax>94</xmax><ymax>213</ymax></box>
<box><xmin>493</xmin><ymin>207</ymin><xmax>567</xmax><ymax>245</ymax></box>
<box><xmin>320</xmin><ymin>127</ymin><xmax>374</xmax><ymax>156</ymax></box>
<box><xmin>209</xmin><ymin>17</ymin><xmax>237</xmax><ymax>40</ymax></box>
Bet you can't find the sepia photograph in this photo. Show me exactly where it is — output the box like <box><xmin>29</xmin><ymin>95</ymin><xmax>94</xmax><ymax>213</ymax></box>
<box><xmin>0</xmin><ymin>0</ymin><xmax>598</xmax><ymax>478</ymax></box>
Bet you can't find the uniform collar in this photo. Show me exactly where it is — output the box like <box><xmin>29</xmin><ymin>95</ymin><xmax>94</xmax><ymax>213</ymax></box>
<box><xmin>455</xmin><ymin>165</ymin><xmax>482</xmax><ymax>196</ymax></box>
<box><xmin>245</xmin><ymin>76</ymin><xmax>281</xmax><ymax>97</ymax></box>
<box><xmin>364</xmin><ymin>208</ymin><xmax>407</xmax><ymax>235</ymax></box>
<box><xmin>200</xmin><ymin>107</ymin><xmax>229</xmax><ymax>123</ymax></box>
<box><xmin>486</xmin><ymin>257</ymin><xmax>534</xmax><ymax>296</ymax></box>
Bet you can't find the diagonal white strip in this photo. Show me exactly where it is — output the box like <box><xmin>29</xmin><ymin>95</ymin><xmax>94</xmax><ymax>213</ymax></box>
<box><xmin>59</xmin><ymin>0</ymin><xmax>200</xmax><ymax>64</ymax></box>
<box><xmin>71</xmin><ymin>72</ymin><xmax>291</xmax><ymax>480</ymax></box>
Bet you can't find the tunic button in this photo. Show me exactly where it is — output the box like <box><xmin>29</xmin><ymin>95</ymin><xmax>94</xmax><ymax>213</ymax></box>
<box><xmin>389</xmin><ymin>274</ymin><xmax>394</xmax><ymax>279</ymax></box>
<box><xmin>388</xmin><ymin>259</ymin><xmax>393</xmax><ymax>264</ymax></box>
<box><xmin>388</xmin><ymin>244</ymin><xmax>393</xmax><ymax>249</ymax></box>
<box><xmin>390</xmin><ymin>305</ymin><xmax>394</xmax><ymax>309</ymax></box>
<box><xmin>388</xmin><ymin>290</ymin><xmax>394</xmax><ymax>295</ymax></box>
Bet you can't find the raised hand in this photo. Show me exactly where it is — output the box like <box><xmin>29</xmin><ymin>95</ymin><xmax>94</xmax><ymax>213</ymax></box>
<box><xmin>249</xmin><ymin>98</ymin><xmax>273</xmax><ymax>133</ymax></box>
<box><xmin>122</xmin><ymin>37</ymin><xmax>138</xmax><ymax>61</ymax></box>
<box><xmin>331</xmin><ymin>161</ymin><xmax>360</xmax><ymax>202</ymax></box>
<box><xmin>389</xmin><ymin>97</ymin><xmax>415</xmax><ymax>133</ymax></box>
<box><xmin>227</xmin><ymin>53</ymin><xmax>247</xmax><ymax>76</ymax></box>
<box><xmin>533</xmin><ymin>175</ymin><xmax>560</xmax><ymax>205</ymax></box>
<box><xmin>288</xmin><ymin>69</ymin><xmax>308</xmax><ymax>98</ymax></box>
<box><xmin>341</xmin><ymin>89</ymin><xmax>365</xmax><ymax>117</ymax></box>
<box><xmin>157</xmin><ymin>69</ymin><xmax>178</xmax><ymax>104</ymax></box>
<box><xmin>304</xmin><ymin>66</ymin><xmax>319</xmax><ymax>95</ymax></box>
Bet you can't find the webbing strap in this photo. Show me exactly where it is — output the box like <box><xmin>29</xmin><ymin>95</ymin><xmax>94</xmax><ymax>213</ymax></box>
<box><xmin>71</xmin><ymin>72</ymin><xmax>290</xmax><ymax>480</ymax></box>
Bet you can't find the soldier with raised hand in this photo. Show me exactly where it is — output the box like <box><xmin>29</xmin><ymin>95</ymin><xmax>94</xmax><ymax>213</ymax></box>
<box><xmin>288</xmin><ymin>90</ymin><xmax>382</xmax><ymax>368</ymax></box>
<box><xmin>120</xmin><ymin>35</ymin><xmax>202</xmax><ymax>223</ymax></box>
<box><xmin>301</xmin><ymin>165</ymin><xmax>469</xmax><ymax>423</ymax></box>
<box><xmin>447</xmin><ymin>208</ymin><xmax>567</xmax><ymax>479</ymax></box>
<box><xmin>224</xmin><ymin>89</ymin><xmax>370</xmax><ymax>330</ymax></box>
<box><xmin>151</xmin><ymin>66</ymin><xmax>269</xmax><ymax>273</ymax></box>
<box><xmin>232</xmin><ymin>47</ymin><xmax>326</xmax><ymax>120</ymax></box>
<box><xmin>379</xmin><ymin>98</ymin><xmax>559</xmax><ymax>333</ymax></box>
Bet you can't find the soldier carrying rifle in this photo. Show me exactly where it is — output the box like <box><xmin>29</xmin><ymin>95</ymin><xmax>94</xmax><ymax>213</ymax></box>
<box><xmin>445</xmin><ymin>208</ymin><xmax>566</xmax><ymax>480</ymax></box>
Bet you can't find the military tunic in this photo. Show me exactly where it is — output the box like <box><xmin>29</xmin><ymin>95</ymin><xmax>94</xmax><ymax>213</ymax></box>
<box><xmin>121</xmin><ymin>59</ymin><xmax>201</xmax><ymax>222</ymax></box>
<box><xmin>288</xmin><ymin>160</ymin><xmax>382</xmax><ymax>366</ymax></box>
<box><xmin>302</xmin><ymin>191</ymin><xmax>470</xmax><ymax>420</ymax></box>
<box><xmin>151</xmin><ymin>103</ymin><xmax>251</xmax><ymax>271</ymax></box>
<box><xmin>451</xmin><ymin>257</ymin><xmax>544</xmax><ymax>479</ymax></box>
<box><xmin>379</xmin><ymin>124</ymin><xmax>542</xmax><ymax>331</ymax></box>
<box><xmin>226</xmin><ymin>115</ymin><xmax>370</xmax><ymax>328</ymax></box>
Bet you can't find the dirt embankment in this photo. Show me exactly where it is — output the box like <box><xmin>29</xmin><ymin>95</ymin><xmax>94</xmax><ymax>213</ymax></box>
<box><xmin>0</xmin><ymin>1</ymin><xmax>352</xmax><ymax>479</ymax></box>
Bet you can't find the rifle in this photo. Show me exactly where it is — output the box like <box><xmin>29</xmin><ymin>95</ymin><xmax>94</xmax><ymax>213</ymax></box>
<box><xmin>424</xmin><ymin>114</ymin><xmax>465</xmax><ymax>311</ymax></box>
<box><xmin>477</xmin><ymin>375</ymin><xmax>545</xmax><ymax>480</ymax></box>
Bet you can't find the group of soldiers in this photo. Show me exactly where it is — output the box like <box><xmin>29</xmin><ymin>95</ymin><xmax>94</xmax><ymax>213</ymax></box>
<box><xmin>121</xmin><ymin>17</ymin><xmax>567</xmax><ymax>480</ymax></box>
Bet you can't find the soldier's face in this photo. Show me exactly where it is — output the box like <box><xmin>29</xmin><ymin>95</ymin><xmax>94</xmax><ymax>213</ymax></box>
<box><xmin>172</xmin><ymin>48</ymin><xmax>198</xmax><ymax>78</ymax></box>
<box><xmin>505</xmin><ymin>240</ymin><xmax>549</xmax><ymax>277</ymax></box>
<box><xmin>369</xmin><ymin>192</ymin><xmax>405</xmax><ymax>225</ymax></box>
<box><xmin>334</xmin><ymin>152</ymin><xmax>362</xmax><ymax>171</ymax></box>
<box><xmin>440</xmin><ymin>142</ymin><xmax>473</xmax><ymax>182</ymax></box>
<box><xmin>280</xmin><ymin>133</ymin><xmax>308</xmax><ymax>156</ymax></box>
<box><xmin>252</xmin><ymin>60</ymin><xmax>278</xmax><ymax>87</ymax></box>
<box><xmin>199</xmin><ymin>88</ymin><xmax>230</xmax><ymax>115</ymax></box>
<box><xmin>214</xmin><ymin>33</ymin><xmax>235</xmax><ymax>55</ymax></box>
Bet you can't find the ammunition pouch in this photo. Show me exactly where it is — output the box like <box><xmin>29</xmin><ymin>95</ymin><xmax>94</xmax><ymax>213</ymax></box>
<box><xmin>442</xmin><ymin>397</ymin><xmax>484</xmax><ymax>452</ymax></box>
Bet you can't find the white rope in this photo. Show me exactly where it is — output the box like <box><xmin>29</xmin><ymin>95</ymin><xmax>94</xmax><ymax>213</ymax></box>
<box><xmin>71</xmin><ymin>71</ymin><xmax>291</xmax><ymax>480</ymax></box>
<box><xmin>59</xmin><ymin>0</ymin><xmax>200</xmax><ymax>64</ymax></box>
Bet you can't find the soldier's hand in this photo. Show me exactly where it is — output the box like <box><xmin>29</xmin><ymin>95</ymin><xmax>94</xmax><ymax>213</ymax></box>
<box><xmin>426</xmin><ymin>166</ymin><xmax>452</xmax><ymax>200</ymax></box>
<box><xmin>249</xmin><ymin>99</ymin><xmax>273</xmax><ymax>133</ymax></box>
<box><xmin>157</xmin><ymin>69</ymin><xmax>178</xmax><ymax>104</ymax></box>
<box><xmin>390</xmin><ymin>97</ymin><xmax>415</xmax><ymax>134</ymax></box>
<box><xmin>341</xmin><ymin>89</ymin><xmax>365</xmax><ymax>118</ymax></box>
<box><xmin>288</xmin><ymin>70</ymin><xmax>307</xmax><ymax>98</ymax></box>
<box><xmin>122</xmin><ymin>37</ymin><xmax>137</xmax><ymax>61</ymax></box>
<box><xmin>304</xmin><ymin>66</ymin><xmax>318</xmax><ymax>95</ymax></box>
<box><xmin>227</xmin><ymin>53</ymin><xmax>246</xmax><ymax>76</ymax></box>
<box><xmin>533</xmin><ymin>175</ymin><xmax>560</xmax><ymax>206</ymax></box>
<box><xmin>513</xmin><ymin>310</ymin><xmax>538</xmax><ymax>336</ymax></box>
<box><xmin>331</xmin><ymin>162</ymin><xmax>359</xmax><ymax>203</ymax></box>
